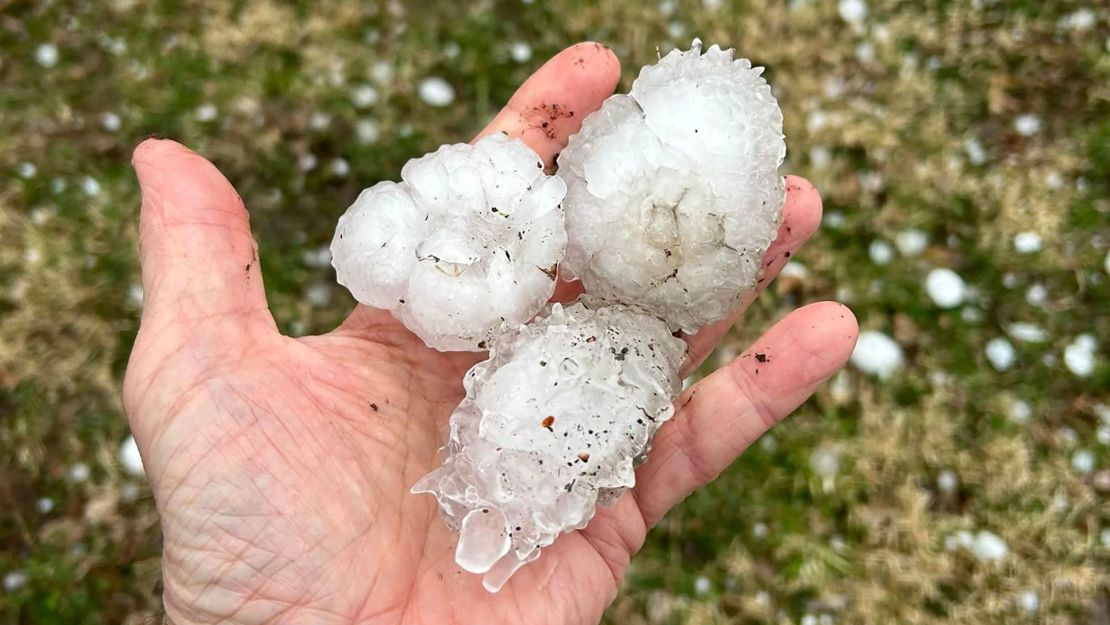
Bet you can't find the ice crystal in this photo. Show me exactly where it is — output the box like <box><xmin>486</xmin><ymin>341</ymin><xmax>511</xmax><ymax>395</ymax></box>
<box><xmin>331</xmin><ymin>133</ymin><xmax>567</xmax><ymax>351</ymax></box>
<box><xmin>412</xmin><ymin>299</ymin><xmax>687</xmax><ymax>591</ymax></box>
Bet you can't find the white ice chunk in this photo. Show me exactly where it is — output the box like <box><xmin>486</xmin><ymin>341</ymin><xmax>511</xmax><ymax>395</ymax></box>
<box><xmin>850</xmin><ymin>330</ymin><xmax>903</xmax><ymax>379</ymax></box>
<box><xmin>925</xmin><ymin>268</ymin><xmax>966</xmax><ymax>309</ymax></box>
<box><xmin>558</xmin><ymin>40</ymin><xmax>785</xmax><ymax>333</ymax></box>
<box><xmin>331</xmin><ymin>134</ymin><xmax>567</xmax><ymax>351</ymax></box>
<box><xmin>413</xmin><ymin>299</ymin><xmax>687</xmax><ymax>590</ymax></box>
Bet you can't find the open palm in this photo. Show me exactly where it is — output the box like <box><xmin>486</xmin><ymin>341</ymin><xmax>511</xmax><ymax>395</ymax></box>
<box><xmin>123</xmin><ymin>43</ymin><xmax>858</xmax><ymax>625</ymax></box>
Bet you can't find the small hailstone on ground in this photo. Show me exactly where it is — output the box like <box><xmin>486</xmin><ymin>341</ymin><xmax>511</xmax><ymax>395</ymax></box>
<box><xmin>370</xmin><ymin>61</ymin><xmax>394</xmax><ymax>83</ymax></box>
<box><xmin>128</xmin><ymin>283</ymin><xmax>144</xmax><ymax>308</ymax></box>
<box><xmin>309</xmin><ymin>111</ymin><xmax>332</xmax><ymax>130</ymax></box>
<box><xmin>1025</xmin><ymin>283</ymin><xmax>1047</xmax><ymax>306</ymax></box>
<box><xmin>329</xmin><ymin>158</ymin><xmax>350</xmax><ymax>178</ymax></box>
<box><xmin>331</xmin><ymin>133</ymin><xmax>566</xmax><ymax>351</ymax></box>
<box><xmin>1071</xmin><ymin>449</ymin><xmax>1095</xmax><ymax>474</ymax></box>
<box><xmin>36</xmin><ymin>497</ymin><xmax>54</xmax><ymax>514</ymax></box>
<box><xmin>1017</xmin><ymin>590</ymin><xmax>1039</xmax><ymax>614</ymax></box>
<box><xmin>195</xmin><ymin>103</ymin><xmax>218</xmax><ymax>122</ymax></box>
<box><xmin>3</xmin><ymin>570</ymin><xmax>28</xmax><ymax>592</ymax></box>
<box><xmin>971</xmin><ymin>530</ymin><xmax>1008</xmax><ymax>562</ymax></box>
<box><xmin>301</xmin><ymin>246</ymin><xmax>331</xmax><ymax>268</ymax></box>
<box><xmin>118</xmin><ymin>435</ymin><xmax>145</xmax><ymax>476</ymax></box>
<box><xmin>509</xmin><ymin>41</ymin><xmax>532</xmax><ymax>63</ymax></box>
<box><xmin>558</xmin><ymin>40</ymin><xmax>786</xmax><ymax>333</ymax></box>
<box><xmin>895</xmin><ymin>228</ymin><xmax>928</xmax><ymax>256</ymax></box>
<box><xmin>1102</xmin><ymin>528</ymin><xmax>1110</xmax><ymax>547</ymax></box>
<box><xmin>81</xmin><ymin>176</ymin><xmax>101</xmax><ymax>197</ymax></box>
<box><xmin>418</xmin><ymin>76</ymin><xmax>455</xmax><ymax>107</ymax></box>
<box><xmin>351</xmin><ymin>84</ymin><xmax>379</xmax><ymax>108</ymax></box>
<box><xmin>801</xmin><ymin>615</ymin><xmax>818</xmax><ymax>625</ymax></box>
<box><xmin>355</xmin><ymin>118</ymin><xmax>380</xmax><ymax>144</ymax></box>
<box><xmin>985</xmin><ymin>337</ymin><xmax>1016</xmax><ymax>371</ymax></box>
<box><xmin>868</xmin><ymin>239</ymin><xmax>893</xmax><ymax>265</ymax></box>
<box><xmin>1013</xmin><ymin>231</ymin><xmax>1042</xmax><ymax>254</ymax></box>
<box><xmin>810</xmin><ymin>447</ymin><xmax>840</xmax><ymax>484</ymax></box>
<box><xmin>752</xmin><ymin>522</ymin><xmax>769</xmax><ymax>539</ymax></box>
<box><xmin>1007</xmin><ymin>399</ymin><xmax>1032</xmax><ymax>424</ymax></box>
<box><xmin>1064</xmin><ymin>334</ymin><xmax>1097</xmax><ymax>376</ymax></box>
<box><xmin>925</xmin><ymin>268</ymin><xmax>966</xmax><ymax>308</ymax></box>
<box><xmin>305</xmin><ymin>282</ymin><xmax>332</xmax><ymax>307</ymax></box>
<box><xmin>937</xmin><ymin>469</ymin><xmax>958</xmax><ymax>493</ymax></box>
<box><xmin>963</xmin><ymin>137</ymin><xmax>987</xmax><ymax>164</ymax></box>
<box><xmin>16</xmin><ymin>162</ymin><xmax>36</xmax><ymax>179</ymax></box>
<box><xmin>35</xmin><ymin>43</ymin><xmax>59</xmax><ymax>67</ymax></box>
<box><xmin>69</xmin><ymin>462</ymin><xmax>90</xmax><ymax>483</ymax></box>
<box><xmin>1014</xmin><ymin>113</ymin><xmax>1042</xmax><ymax>136</ymax></box>
<box><xmin>412</xmin><ymin>300</ymin><xmax>686</xmax><ymax>591</ymax></box>
<box><xmin>759</xmin><ymin>434</ymin><xmax>778</xmax><ymax>452</ymax></box>
<box><xmin>1008</xmin><ymin>322</ymin><xmax>1047</xmax><ymax>343</ymax></box>
<box><xmin>100</xmin><ymin>111</ymin><xmax>121</xmax><ymax>132</ymax></box>
<box><xmin>1060</xmin><ymin>8</ymin><xmax>1096</xmax><ymax>31</ymax></box>
<box><xmin>694</xmin><ymin>576</ymin><xmax>712</xmax><ymax>596</ymax></box>
<box><xmin>810</xmin><ymin>145</ymin><xmax>832</xmax><ymax>169</ymax></box>
<box><xmin>297</xmin><ymin>153</ymin><xmax>318</xmax><ymax>172</ymax></box>
<box><xmin>838</xmin><ymin>0</ymin><xmax>868</xmax><ymax>26</ymax></box>
<box><xmin>850</xmin><ymin>330</ymin><xmax>903</xmax><ymax>379</ymax></box>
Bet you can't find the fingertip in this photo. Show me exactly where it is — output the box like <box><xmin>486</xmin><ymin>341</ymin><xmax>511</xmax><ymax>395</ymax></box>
<box><xmin>557</xmin><ymin>41</ymin><xmax>621</xmax><ymax>91</ymax></box>
<box><xmin>787</xmin><ymin>301</ymin><xmax>859</xmax><ymax>373</ymax></box>
<box><xmin>782</xmin><ymin>175</ymin><xmax>822</xmax><ymax>237</ymax></box>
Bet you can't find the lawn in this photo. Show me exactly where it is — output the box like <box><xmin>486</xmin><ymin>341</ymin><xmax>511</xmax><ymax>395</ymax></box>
<box><xmin>1</xmin><ymin>1</ymin><xmax>1107</xmax><ymax>623</ymax></box>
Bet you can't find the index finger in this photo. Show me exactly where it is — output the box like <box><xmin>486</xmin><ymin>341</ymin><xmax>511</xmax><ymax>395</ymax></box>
<box><xmin>474</xmin><ymin>42</ymin><xmax>621</xmax><ymax>166</ymax></box>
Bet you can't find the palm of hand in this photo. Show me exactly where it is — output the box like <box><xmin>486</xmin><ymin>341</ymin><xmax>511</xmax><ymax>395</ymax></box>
<box><xmin>124</xmin><ymin>44</ymin><xmax>857</xmax><ymax>625</ymax></box>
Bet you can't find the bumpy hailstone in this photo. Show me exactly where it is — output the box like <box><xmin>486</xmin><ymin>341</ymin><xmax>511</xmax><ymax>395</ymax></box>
<box><xmin>412</xmin><ymin>299</ymin><xmax>687</xmax><ymax>591</ymax></box>
<box><xmin>558</xmin><ymin>39</ymin><xmax>786</xmax><ymax>333</ymax></box>
<box><xmin>331</xmin><ymin>133</ymin><xmax>567</xmax><ymax>351</ymax></box>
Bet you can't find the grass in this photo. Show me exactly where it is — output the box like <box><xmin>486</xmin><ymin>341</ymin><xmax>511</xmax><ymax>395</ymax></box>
<box><xmin>1</xmin><ymin>0</ymin><xmax>1107</xmax><ymax>623</ymax></box>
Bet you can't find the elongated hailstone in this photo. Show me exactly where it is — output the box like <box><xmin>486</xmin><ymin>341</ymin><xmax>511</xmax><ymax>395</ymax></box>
<box><xmin>558</xmin><ymin>39</ymin><xmax>786</xmax><ymax>332</ymax></box>
<box><xmin>331</xmin><ymin>134</ymin><xmax>567</xmax><ymax>351</ymax></box>
<box><xmin>412</xmin><ymin>300</ymin><xmax>687</xmax><ymax>591</ymax></box>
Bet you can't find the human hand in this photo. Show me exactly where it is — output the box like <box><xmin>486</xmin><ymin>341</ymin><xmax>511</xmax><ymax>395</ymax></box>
<box><xmin>124</xmin><ymin>42</ymin><xmax>858</xmax><ymax>625</ymax></box>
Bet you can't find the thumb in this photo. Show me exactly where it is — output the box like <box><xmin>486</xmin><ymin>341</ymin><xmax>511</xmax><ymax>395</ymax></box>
<box><xmin>124</xmin><ymin>139</ymin><xmax>276</xmax><ymax>422</ymax></box>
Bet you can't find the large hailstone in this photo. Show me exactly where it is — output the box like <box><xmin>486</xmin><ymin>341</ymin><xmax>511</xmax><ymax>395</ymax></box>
<box><xmin>331</xmin><ymin>133</ymin><xmax>567</xmax><ymax>351</ymax></box>
<box><xmin>558</xmin><ymin>39</ymin><xmax>786</xmax><ymax>332</ymax></box>
<box><xmin>412</xmin><ymin>299</ymin><xmax>687</xmax><ymax>591</ymax></box>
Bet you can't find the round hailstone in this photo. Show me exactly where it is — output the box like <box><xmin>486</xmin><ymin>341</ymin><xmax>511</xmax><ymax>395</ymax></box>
<box><xmin>35</xmin><ymin>43</ymin><xmax>59</xmax><ymax>68</ymax></box>
<box><xmin>925</xmin><ymin>268</ymin><xmax>966</xmax><ymax>309</ymax></box>
<box><xmin>412</xmin><ymin>299</ymin><xmax>687</xmax><ymax>591</ymax></box>
<box><xmin>1013</xmin><ymin>231</ymin><xmax>1042</xmax><ymax>254</ymax></box>
<box><xmin>1008</xmin><ymin>322</ymin><xmax>1047</xmax><ymax>343</ymax></box>
<box><xmin>937</xmin><ymin>469</ymin><xmax>958</xmax><ymax>493</ymax></box>
<box><xmin>868</xmin><ymin>239</ymin><xmax>893</xmax><ymax>265</ymax></box>
<box><xmin>509</xmin><ymin>41</ymin><xmax>532</xmax><ymax>63</ymax></box>
<box><xmin>1017</xmin><ymin>590</ymin><xmax>1039</xmax><ymax>614</ymax></box>
<box><xmin>118</xmin><ymin>435</ymin><xmax>145</xmax><ymax>476</ymax></box>
<box><xmin>332</xmin><ymin>134</ymin><xmax>566</xmax><ymax>351</ymax></box>
<box><xmin>895</xmin><ymin>228</ymin><xmax>928</xmax><ymax>256</ymax></box>
<box><xmin>850</xmin><ymin>330</ymin><xmax>903</xmax><ymax>379</ymax></box>
<box><xmin>985</xmin><ymin>337</ymin><xmax>1016</xmax><ymax>371</ymax></box>
<box><xmin>558</xmin><ymin>40</ymin><xmax>786</xmax><ymax>332</ymax></box>
<box><xmin>971</xmin><ymin>530</ymin><xmax>1008</xmax><ymax>562</ymax></box>
<box><xmin>1014</xmin><ymin>113</ymin><xmax>1041</xmax><ymax>137</ymax></box>
<box><xmin>418</xmin><ymin>76</ymin><xmax>455</xmax><ymax>107</ymax></box>
<box><xmin>1063</xmin><ymin>334</ymin><xmax>1097</xmax><ymax>377</ymax></box>
<box><xmin>1071</xmin><ymin>449</ymin><xmax>1095</xmax><ymax>474</ymax></box>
